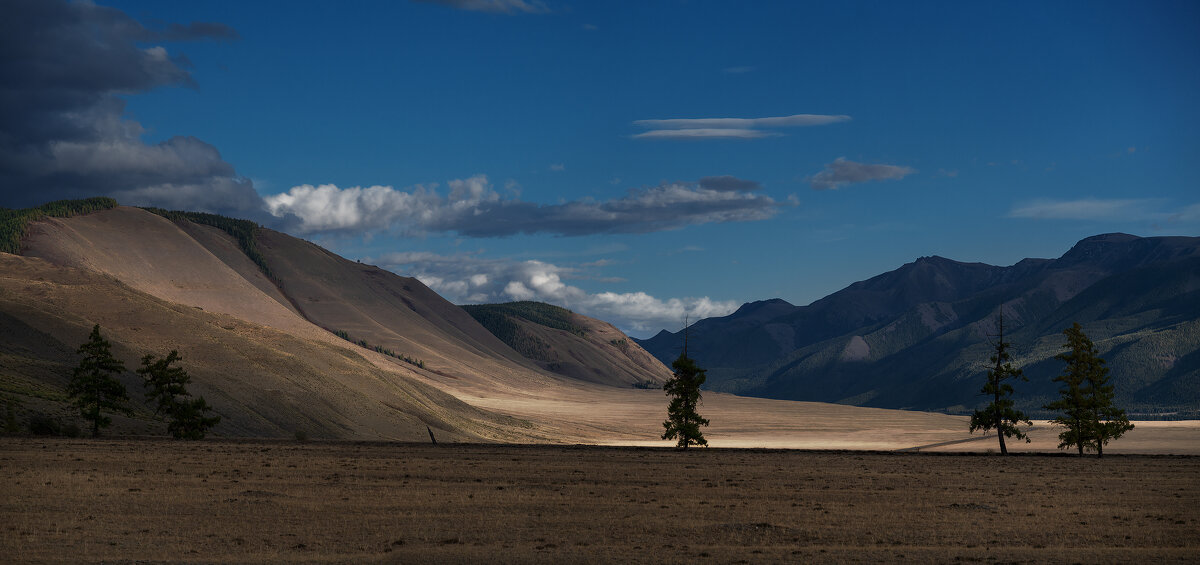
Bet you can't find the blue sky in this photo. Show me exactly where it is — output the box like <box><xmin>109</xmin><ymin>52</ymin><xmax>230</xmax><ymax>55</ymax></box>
<box><xmin>3</xmin><ymin>0</ymin><xmax>1198</xmax><ymax>336</ymax></box>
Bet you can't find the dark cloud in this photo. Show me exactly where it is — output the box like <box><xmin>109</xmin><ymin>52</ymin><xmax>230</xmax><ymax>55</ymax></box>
<box><xmin>698</xmin><ymin>175</ymin><xmax>761</xmax><ymax>192</ymax></box>
<box><xmin>265</xmin><ymin>176</ymin><xmax>781</xmax><ymax>237</ymax></box>
<box><xmin>0</xmin><ymin>0</ymin><xmax>261</xmax><ymax>217</ymax></box>
<box><xmin>412</xmin><ymin>0</ymin><xmax>548</xmax><ymax>14</ymax></box>
<box><xmin>809</xmin><ymin>158</ymin><xmax>916</xmax><ymax>190</ymax></box>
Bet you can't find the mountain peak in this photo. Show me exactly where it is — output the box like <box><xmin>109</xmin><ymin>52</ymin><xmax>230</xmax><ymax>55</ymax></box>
<box><xmin>729</xmin><ymin>298</ymin><xmax>797</xmax><ymax>318</ymax></box>
<box><xmin>1076</xmin><ymin>233</ymin><xmax>1141</xmax><ymax>244</ymax></box>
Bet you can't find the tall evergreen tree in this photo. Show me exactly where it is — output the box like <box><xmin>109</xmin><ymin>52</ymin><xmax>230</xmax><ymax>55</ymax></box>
<box><xmin>662</xmin><ymin>353</ymin><xmax>709</xmax><ymax>448</ymax></box>
<box><xmin>968</xmin><ymin>311</ymin><xmax>1031</xmax><ymax>454</ymax></box>
<box><xmin>138</xmin><ymin>350</ymin><xmax>220</xmax><ymax>439</ymax></box>
<box><xmin>1045</xmin><ymin>323</ymin><xmax>1132</xmax><ymax>457</ymax></box>
<box><xmin>67</xmin><ymin>325</ymin><xmax>131</xmax><ymax>437</ymax></box>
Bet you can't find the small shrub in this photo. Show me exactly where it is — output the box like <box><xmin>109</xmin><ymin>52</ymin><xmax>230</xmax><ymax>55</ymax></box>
<box><xmin>28</xmin><ymin>414</ymin><xmax>61</xmax><ymax>436</ymax></box>
<box><xmin>3</xmin><ymin>401</ymin><xmax>18</xmax><ymax>434</ymax></box>
<box><xmin>294</xmin><ymin>430</ymin><xmax>309</xmax><ymax>442</ymax></box>
<box><xmin>61</xmin><ymin>422</ymin><xmax>82</xmax><ymax>438</ymax></box>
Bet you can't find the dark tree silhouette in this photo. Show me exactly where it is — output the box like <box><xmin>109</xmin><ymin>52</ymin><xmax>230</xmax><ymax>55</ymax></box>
<box><xmin>662</xmin><ymin>352</ymin><xmax>709</xmax><ymax>449</ymax></box>
<box><xmin>1045</xmin><ymin>323</ymin><xmax>1133</xmax><ymax>457</ymax></box>
<box><xmin>138</xmin><ymin>350</ymin><xmax>219</xmax><ymax>439</ymax></box>
<box><xmin>969</xmin><ymin>311</ymin><xmax>1031</xmax><ymax>454</ymax></box>
<box><xmin>67</xmin><ymin>325</ymin><xmax>130</xmax><ymax>437</ymax></box>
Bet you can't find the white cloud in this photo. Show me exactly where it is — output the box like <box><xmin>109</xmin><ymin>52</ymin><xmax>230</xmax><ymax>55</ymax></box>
<box><xmin>548</xmin><ymin>163</ymin><xmax>565</xmax><ymax>171</ymax></box>
<box><xmin>375</xmin><ymin>252</ymin><xmax>738</xmax><ymax>334</ymax></box>
<box><xmin>264</xmin><ymin>174</ymin><xmax>779</xmax><ymax>237</ymax></box>
<box><xmin>632</xmin><ymin>113</ymin><xmax>850</xmax><ymax>141</ymax></box>
<box><xmin>809</xmin><ymin>157</ymin><xmax>916</xmax><ymax>190</ymax></box>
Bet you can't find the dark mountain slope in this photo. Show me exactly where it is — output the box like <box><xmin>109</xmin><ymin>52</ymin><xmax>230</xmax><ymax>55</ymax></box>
<box><xmin>637</xmin><ymin>233</ymin><xmax>1200</xmax><ymax>415</ymax></box>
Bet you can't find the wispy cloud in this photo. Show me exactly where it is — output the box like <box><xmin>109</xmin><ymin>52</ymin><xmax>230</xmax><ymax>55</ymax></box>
<box><xmin>632</xmin><ymin>128</ymin><xmax>776</xmax><ymax>140</ymax></box>
<box><xmin>633</xmin><ymin>113</ymin><xmax>850</xmax><ymax>140</ymax></box>
<box><xmin>265</xmin><ymin>174</ymin><xmax>779</xmax><ymax>237</ymax></box>
<box><xmin>1007</xmin><ymin>198</ymin><xmax>1165</xmax><ymax>221</ymax></box>
<box><xmin>375</xmin><ymin>252</ymin><xmax>738</xmax><ymax>334</ymax></box>
<box><xmin>809</xmin><ymin>157</ymin><xmax>916</xmax><ymax>190</ymax></box>
<box><xmin>412</xmin><ymin>0</ymin><xmax>548</xmax><ymax>14</ymax></box>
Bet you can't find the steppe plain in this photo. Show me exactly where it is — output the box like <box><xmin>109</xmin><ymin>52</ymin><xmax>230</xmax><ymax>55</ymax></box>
<box><xmin>3</xmin><ymin>437</ymin><xmax>1198</xmax><ymax>564</ymax></box>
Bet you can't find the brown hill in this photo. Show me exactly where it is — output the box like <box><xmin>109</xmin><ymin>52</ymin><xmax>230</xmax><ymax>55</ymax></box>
<box><xmin>0</xmin><ymin>252</ymin><xmax>524</xmax><ymax>441</ymax></box>
<box><xmin>2</xmin><ymin>204</ymin><xmax>1107</xmax><ymax>451</ymax></box>
<box><xmin>462</xmin><ymin>301</ymin><xmax>672</xmax><ymax>387</ymax></box>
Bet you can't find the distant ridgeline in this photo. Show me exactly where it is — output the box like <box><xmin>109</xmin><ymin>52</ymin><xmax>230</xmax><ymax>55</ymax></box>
<box><xmin>462</xmin><ymin>301</ymin><xmax>587</xmax><ymax>362</ymax></box>
<box><xmin>0</xmin><ymin>198</ymin><xmax>118</xmax><ymax>254</ymax></box>
<box><xmin>636</xmin><ymin>233</ymin><xmax>1200</xmax><ymax>418</ymax></box>
<box><xmin>141</xmin><ymin>207</ymin><xmax>277</xmax><ymax>283</ymax></box>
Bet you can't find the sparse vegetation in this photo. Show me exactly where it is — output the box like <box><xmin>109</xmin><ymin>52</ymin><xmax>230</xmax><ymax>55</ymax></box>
<box><xmin>969</xmin><ymin>312</ymin><xmax>1032</xmax><ymax>454</ymax></box>
<box><xmin>138</xmin><ymin>350</ymin><xmax>220</xmax><ymax>439</ymax></box>
<box><xmin>67</xmin><ymin>325</ymin><xmax>131</xmax><ymax>437</ymax></box>
<box><xmin>141</xmin><ymin>207</ymin><xmax>277</xmax><ymax>283</ymax></box>
<box><xmin>331</xmin><ymin>329</ymin><xmax>425</xmax><ymax>369</ymax></box>
<box><xmin>462</xmin><ymin>302</ymin><xmax>588</xmax><ymax>362</ymax></box>
<box><xmin>0</xmin><ymin>197</ymin><xmax>118</xmax><ymax>254</ymax></box>
<box><xmin>1045</xmin><ymin>323</ymin><xmax>1134</xmax><ymax>457</ymax></box>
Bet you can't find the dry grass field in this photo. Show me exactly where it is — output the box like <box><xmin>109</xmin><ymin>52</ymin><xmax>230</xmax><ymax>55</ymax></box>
<box><xmin>3</xmin><ymin>438</ymin><xmax>1198</xmax><ymax>564</ymax></box>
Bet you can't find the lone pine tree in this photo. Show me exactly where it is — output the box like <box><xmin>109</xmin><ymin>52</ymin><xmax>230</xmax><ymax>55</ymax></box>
<box><xmin>138</xmin><ymin>350</ymin><xmax>220</xmax><ymax>439</ymax></box>
<box><xmin>67</xmin><ymin>324</ymin><xmax>131</xmax><ymax>437</ymax></box>
<box><xmin>662</xmin><ymin>352</ymin><xmax>709</xmax><ymax>449</ymax></box>
<box><xmin>1045</xmin><ymin>323</ymin><xmax>1133</xmax><ymax>457</ymax></box>
<box><xmin>968</xmin><ymin>311</ymin><xmax>1031</xmax><ymax>454</ymax></box>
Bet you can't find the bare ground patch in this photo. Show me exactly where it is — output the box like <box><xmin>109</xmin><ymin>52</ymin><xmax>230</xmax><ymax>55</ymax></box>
<box><xmin>2</xmin><ymin>438</ymin><xmax>1198</xmax><ymax>563</ymax></box>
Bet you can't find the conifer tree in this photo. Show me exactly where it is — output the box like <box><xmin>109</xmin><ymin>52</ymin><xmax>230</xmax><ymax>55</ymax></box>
<box><xmin>969</xmin><ymin>311</ymin><xmax>1031</xmax><ymax>454</ymax></box>
<box><xmin>1045</xmin><ymin>323</ymin><xmax>1132</xmax><ymax>457</ymax></box>
<box><xmin>138</xmin><ymin>350</ymin><xmax>219</xmax><ymax>439</ymax></box>
<box><xmin>67</xmin><ymin>325</ymin><xmax>131</xmax><ymax>437</ymax></box>
<box><xmin>662</xmin><ymin>353</ymin><xmax>709</xmax><ymax>449</ymax></box>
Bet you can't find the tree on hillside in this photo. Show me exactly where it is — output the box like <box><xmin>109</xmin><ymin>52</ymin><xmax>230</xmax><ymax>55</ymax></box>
<box><xmin>969</xmin><ymin>311</ymin><xmax>1031</xmax><ymax>455</ymax></box>
<box><xmin>138</xmin><ymin>350</ymin><xmax>220</xmax><ymax>439</ymax></box>
<box><xmin>1044</xmin><ymin>323</ymin><xmax>1133</xmax><ymax>457</ymax></box>
<box><xmin>67</xmin><ymin>325</ymin><xmax>131</xmax><ymax>437</ymax></box>
<box><xmin>662</xmin><ymin>320</ymin><xmax>709</xmax><ymax>449</ymax></box>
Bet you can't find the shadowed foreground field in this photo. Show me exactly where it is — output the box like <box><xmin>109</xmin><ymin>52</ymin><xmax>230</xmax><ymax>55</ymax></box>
<box><xmin>2</xmin><ymin>439</ymin><xmax>1198</xmax><ymax>564</ymax></box>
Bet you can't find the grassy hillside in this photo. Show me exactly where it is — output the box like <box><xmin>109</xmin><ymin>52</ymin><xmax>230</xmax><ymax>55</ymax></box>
<box><xmin>0</xmin><ymin>198</ymin><xmax>117</xmax><ymax>254</ymax></box>
<box><xmin>0</xmin><ymin>251</ymin><xmax>529</xmax><ymax>441</ymax></box>
<box><xmin>462</xmin><ymin>302</ymin><xmax>586</xmax><ymax>362</ymax></box>
<box><xmin>461</xmin><ymin>301</ymin><xmax>672</xmax><ymax>387</ymax></box>
<box><xmin>141</xmin><ymin>207</ymin><xmax>276</xmax><ymax>282</ymax></box>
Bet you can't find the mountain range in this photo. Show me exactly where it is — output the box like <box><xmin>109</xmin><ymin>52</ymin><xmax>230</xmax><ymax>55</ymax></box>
<box><xmin>637</xmin><ymin>233</ymin><xmax>1200</xmax><ymax>417</ymax></box>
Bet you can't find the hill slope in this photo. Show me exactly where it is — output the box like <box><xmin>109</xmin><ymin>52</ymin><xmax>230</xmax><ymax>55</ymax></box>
<box><xmin>0</xmin><ymin>202</ymin><xmax>1090</xmax><ymax>449</ymax></box>
<box><xmin>637</xmin><ymin>234</ymin><xmax>1200</xmax><ymax>416</ymax></box>
<box><xmin>462</xmin><ymin>301</ymin><xmax>672</xmax><ymax>387</ymax></box>
<box><xmin>0</xmin><ymin>252</ymin><xmax>522</xmax><ymax>441</ymax></box>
